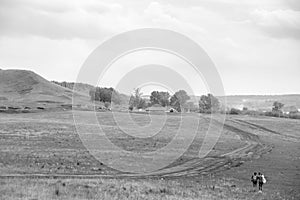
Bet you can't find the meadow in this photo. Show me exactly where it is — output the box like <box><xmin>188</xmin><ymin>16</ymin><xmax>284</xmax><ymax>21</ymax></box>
<box><xmin>0</xmin><ymin>111</ymin><xmax>299</xmax><ymax>199</ymax></box>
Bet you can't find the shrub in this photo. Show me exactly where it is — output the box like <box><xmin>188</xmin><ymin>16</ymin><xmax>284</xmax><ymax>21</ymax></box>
<box><xmin>104</xmin><ymin>102</ymin><xmax>110</xmax><ymax>109</ymax></box>
<box><xmin>288</xmin><ymin>112</ymin><xmax>300</xmax><ymax>119</ymax></box>
<box><xmin>229</xmin><ymin>108</ymin><xmax>241</xmax><ymax>115</ymax></box>
<box><xmin>265</xmin><ymin>111</ymin><xmax>284</xmax><ymax>118</ymax></box>
<box><xmin>128</xmin><ymin>106</ymin><xmax>133</xmax><ymax>111</ymax></box>
<box><xmin>242</xmin><ymin>110</ymin><xmax>262</xmax><ymax>116</ymax></box>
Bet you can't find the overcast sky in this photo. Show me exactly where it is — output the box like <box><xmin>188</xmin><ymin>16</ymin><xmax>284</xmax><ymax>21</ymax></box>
<box><xmin>0</xmin><ymin>0</ymin><xmax>299</xmax><ymax>95</ymax></box>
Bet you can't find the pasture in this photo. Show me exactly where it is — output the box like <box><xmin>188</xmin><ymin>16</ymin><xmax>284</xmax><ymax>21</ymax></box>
<box><xmin>0</xmin><ymin>111</ymin><xmax>299</xmax><ymax>199</ymax></box>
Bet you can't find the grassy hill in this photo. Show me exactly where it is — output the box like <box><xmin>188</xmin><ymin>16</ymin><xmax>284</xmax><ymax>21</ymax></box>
<box><xmin>51</xmin><ymin>81</ymin><xmax>94</xmax><ymax>96</ymax></box>
<box><xmin>0</xmin><ymin>69</ymin><xmax>91</xmax><ymax>111</ymax></box>
<box><xmin>52</xmin><ymin>81</ymin><xmax>131</xmax><ymax>106</ymax></box>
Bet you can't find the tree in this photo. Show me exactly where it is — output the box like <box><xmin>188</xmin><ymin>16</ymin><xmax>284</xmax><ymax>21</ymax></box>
<box><xmin>111</xmin><ymin>90</ymin><xmax>122</xmax><ymax>104</ymax></box>
<box><xmin>185</xmin><ymin>101</ymin><xmax>197</xmax><ymax>112</ymax></box>
<box><xmin>137</xmin><ymin>98</ymin><xmax>147</xmax><ymax>109</ymax></box>
<box><xmin>89</xmin><ymin>89</ymin><xmax>96</xmax><ymax>101</ymax></box>
<box><xmin>150</xmin><ymin>91</ymin><xmax>160</xmax><ymax>105</ymax></box>
<box><xmin>129</xmin><ymin>95</ymin><xmax>135</xmax><ymax>107</ymax></box>
<box><xmin>170</xmin><ymin>95</ymin><xmax>181</xmax><ymax>112</ymax></box>
<box><xmin>270</xmin><ymin>101</ymin><xmax>284</xmax><ymax>117</ymax></box>
<box><xmin>99</xmin><ymin>87</ymin><xmax>114</xmax><ymax>102</ymax></box>
<box><xmin>128</xmin><ymin>88</ymin><xmax>147</xmax><ymax>110</ymax></box>
<box><xmin>272</xmin><ymin>101</ymin><xmax>284</xmax><ymax>112</ymax></box>
<box><xmin>158</xmin><ymin>91</ymin><xmax>170</xmax><ymax>107</ymax></box>
<box><xmin>170</xmin><ymin>90</ymin><xmax>190</xmax><ymax>112</ymax></box>
<box><xmin>133</xmin><ymin>88</ymin><xmax>142</xmax><ymax>107</ymax></box>
<box><xmin>150</xmin><ymin>91</ymin><xmax>170</xmax><ymax>107</ymax></box>
<box><xmin>89</xmin><ymin>87</ymin><xmax>122</xmax><ymax>104</ymax></box>
<box><xmin>209</xmin><ymin>94</ymin><xmax>220</xmax><ymax>112</ymax></box>
<box><xmin>198</xmin><ymin>93</ymin><xmax>220</xmax><ymax>113</ymax></box>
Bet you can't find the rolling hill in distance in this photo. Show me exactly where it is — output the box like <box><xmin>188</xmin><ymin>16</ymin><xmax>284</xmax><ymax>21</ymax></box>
<box><xmin>190</xmin><ymin>94</ymin><xmax>300</xmax><ymax>112</ymax></box>
<box><xmin>0</xmin><ymin>69</ymin><xmax>91</xmax><ymax>111</ymax></box>
<box><xmin>1</xmin><ymin>68</ymin><xmax>299</xmax><ymax>112</ymax></box>
<box><xmin>218</xmin><ymin>94</ymin><xmax>300</xmax><ymax>111</ymax></box>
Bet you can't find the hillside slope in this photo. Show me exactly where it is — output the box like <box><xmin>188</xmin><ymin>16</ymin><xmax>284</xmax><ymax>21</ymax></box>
<box><xmin>52</xmin><ymin>81</ymin><xmax>131</xmax><ymax>105</ymax></box>
<box><xmin>51</xmin><ymin>81</ymin><xmax>94</xmax><ymax>96</ymax></box>
<box><xmin>0</xmin><ymin>69</ymin><xmax>91</xmax><ymax>110</ymax></box>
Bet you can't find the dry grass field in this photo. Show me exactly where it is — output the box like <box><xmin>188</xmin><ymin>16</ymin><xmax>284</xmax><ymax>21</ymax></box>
<box><xmin>0</xmin><ymin>111</ymin><xmax>299</xmax><ymax>199</ymax></box>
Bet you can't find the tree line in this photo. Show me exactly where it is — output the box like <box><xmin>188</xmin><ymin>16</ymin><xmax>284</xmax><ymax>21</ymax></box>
<box><xmin>89</xmin><ymin>87</ymin><xmax>221</xmax><ymax>113</ymax></box>
<box><xmin>88</xmin><ymin>87</ymin><xmax>299</xmax><ymax>119</ymax></box>
<box><xmin>128</xmin><ymin>89</ymin><xmax>195</xmax><ymax>112</ymax></box>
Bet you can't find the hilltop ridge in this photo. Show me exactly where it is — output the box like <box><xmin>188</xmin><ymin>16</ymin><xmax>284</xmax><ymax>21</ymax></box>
<box><xmin>0</xmin><ymin>69</ymin><xmax>91</xmax><ymax>111</ymax></box>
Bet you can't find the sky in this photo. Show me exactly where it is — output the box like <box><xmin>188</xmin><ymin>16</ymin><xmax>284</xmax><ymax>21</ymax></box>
<box><xmin>0</xmin><ymin>0</ymin><xmax>299</xmax><ymax>95</ymax></box>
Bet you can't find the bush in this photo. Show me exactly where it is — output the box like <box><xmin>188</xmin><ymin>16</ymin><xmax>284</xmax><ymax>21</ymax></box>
<box><xmin>229</xmin><ymin>108</ymin><xmax>241</xmax><ymax>115</ymax></box>
<box><xmin>104</xmin><ymin>102</ymin><xmax>111</xmax><ymax>109</ymax></box>
<box><xmin>128</xmin><ymin>106</ymin><xmax>133</xmax><ymax>111</ymax></box>
<box><xmin>265</xmin><ymin>111</ymin><xmax>283</xmax><ymax>117</ymax></box>
<box><xmin>288</xmin><ymin>112</ymin><xmax>300</xmax><ymax>119</ymax></box>
<box><xmin>242</xmin><ymin>110</ymin><xmax>262</xmax><ymax>116</ymax></box>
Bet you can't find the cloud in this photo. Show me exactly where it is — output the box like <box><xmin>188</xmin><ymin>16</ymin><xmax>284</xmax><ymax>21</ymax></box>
<box><xmin>1</xmin><ymin>0</ymin><xmax>299</xmax><ymax>41</ymax></box>
<box><xmin>142</xmin><ymin>2</ymin><xmax>207</xmax><ymax>35</ymax></box>
<box><xmin>83</xmin><ymin>1</ymin><xmax>123</xmax><ymax>15</ymax></box>
<box><xmin>0</xmin><ymin>0</ymin><xmax>299</xmax><ymax>94</ymax></box>
<box><xmin>251</xmin><ymin>9</ymin><xmax>300</xmax><ymax>39</ymax></box>
<box><xmin>0</xmin><ymin>0</ymin><xmax>126</xmax><ymax>40</ymax></box>
<box><xmin>285</xmin><ymin>0</ymin><xmax>300</xmax><ymax>11</ymax></box>
<box><xmin>143</xmin><ymin>2</ymin><xmax>178</xmax><ymax>24</ymax></box>
<box><xmin>0</xmin><ymin>0</ymin><xmax>211</xmax><ymax>40</ymax></box>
